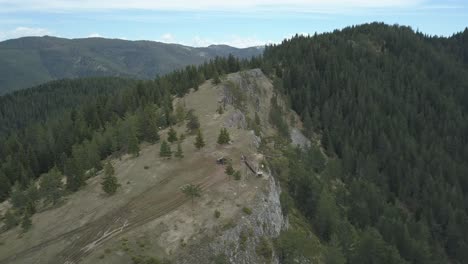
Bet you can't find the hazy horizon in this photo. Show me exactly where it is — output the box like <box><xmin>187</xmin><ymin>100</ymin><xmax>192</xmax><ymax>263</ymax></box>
<box><xmin>0</xmin><ymin>0</ymin><xmax>467</xmax><ymax>48</ymax></box>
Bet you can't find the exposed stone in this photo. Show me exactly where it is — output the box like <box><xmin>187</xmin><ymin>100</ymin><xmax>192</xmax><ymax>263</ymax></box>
<box><xmin>176</xmin><ymin>175</ymin><xmax>285</xmax><ymax>264</ymax></box>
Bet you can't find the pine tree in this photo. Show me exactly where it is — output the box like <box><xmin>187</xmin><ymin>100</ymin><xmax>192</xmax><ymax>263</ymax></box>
<box><xmin>180</xmin><ymin>184</ymin><xmax>202</xmax><ymax>208</ymax></box>
<box><xmin>217</xmin><ymin>128</ymin><xmax>231</xmax><ymax>144</ymax></box>
<box><xmin>4</xmin><ymin>210</ymin><xmax>19</xmax><ymax>229</ymax></box>
<box><xmin>40</xmin><ymin>167</ymin><xmax>64</xmax><ymax>206</ymax></box>
<box><xmin>212</xmin><ymin>71</ymin><xmax>221</xmax><ymax>85</ymax></box>
<box><xmin>225</xmin><ymin>163</ymin><xmax>235</xmax><ymax>179</ymax></box>
<box><xmin>21</xmin><ymin>210</ymin><xmax>32</xmax><ymax>232</ymax></box>
<box><xmin>138</xmin><ymin>105</ymin><xmax>160</xmax><ymax>143</ymax></box>
<box><xmin>168</xmin><ymin>127</ymin><xmax>178</xmax><ymax>143</ymax></box>
<box><xmin>175</xmin><ymin>142</ymin><xmax>184</xmax><ymax>158</ymax></box>
<box><xmin>0</xmin><ymin>170</ymin><xmax>12</xmax><ymax>202</ymax></box>
<box><xmin>159</xmin><ymin>140</ymin><xmax>172</xmax><ymax>158</ymax></box>
<box><xmin>175</xmin><ymin>103</ymin><xmax>186</xmax><ymax>123</ymax></box>
<box><xmin>65</xmin><ymin>157</ymin><xmax>85</xmax><ymax>192</ymax></box>
<box><xmin>233</xmin><ymin>170</ymin><xmax>241</xmax><ymax>180</ymax></box>
<box><xmin>186</xmin><ymin>110</ymin><xmax>200</xmax><ymax>132</ymax></box>
<box><xmin>128</xmin><ymin>132</ymin><xmax>140</xmax><ymax>157</ymax></box>
<box><xmin>101</xmin><ymin>161</ymin><xmax>119</xmax><ymax>195</ymax></box>
<box><xmin>194</xmin><ymin>129</ymin><xmax>205</xmax><ymax>150</ymax></box>
<box><xmin>315</xmin><ymin>187</ymin><xmax>339</xmax><ymax>241</ymax></box>
<box><xmin>10</xmin><ymin>182</ymin><xmax>27</xmax><ymax>210</ymax></box>
<box><xmin>217</xmin><ymin>104</ymin><xmax>224</xmax><ymax>115</ymax></box>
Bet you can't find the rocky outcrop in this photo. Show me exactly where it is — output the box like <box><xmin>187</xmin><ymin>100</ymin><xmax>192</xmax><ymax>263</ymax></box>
<box><xmin>176</xmin><ymin>175</ymin><xmax>286</xmax><ymax>264</ymax></box>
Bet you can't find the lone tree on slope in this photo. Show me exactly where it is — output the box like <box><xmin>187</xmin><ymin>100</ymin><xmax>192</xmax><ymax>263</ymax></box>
<box><xmin>194</xmin><ymin>129</ymin><xmax>205</xmax><ymax>150</ymax></box>
<box><xmin>225</xmin><ymin>162</ymin><xmax>235</xmax><ymax>180</ymax></box>
<box><xmin>181</xmin><ymin>184</ymin><xmax>202</xmax><ymax>208</ymax></box>
<box><xmin>160</xmin><ymin>140</ymin><xmax>172</xmax><ymax>158</ymax></box>
<box><xmin>217</xmin><ymin>127</ymin><xmax>231</xmax><ymax>144</ymax></box>
<box><xmin>101</xmin><ymin>161</ymin><xmax>120</xmax><ymax>195</ymax></box>
<box><xmin>168</xmin><ymin>127</ymin><xmax>178</xmax><ymax>143</ymax></box>
<box><xmin>186</xmin><ymin>110</ymin><xmax>200</xmax><ymax>132</ymax></box>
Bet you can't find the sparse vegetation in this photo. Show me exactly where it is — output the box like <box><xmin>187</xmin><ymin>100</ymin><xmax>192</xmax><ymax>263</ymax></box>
<box><xmin>222</xmin><ymin>220</ymin><xmax>237</xmax><ymax>230</ymax></box>
<box><xmin>269</xmin><ymin>96</ymin><xmax>289</xmax><ymax>139</ymax></box>
<box><xmin>212</xmin><ymin>253</ymin><xmax>228</xmax><ymax>264</ymax></box>
<box><xmin>256</xmin><ymin>236</ymin><xmax>273</xmax><ymax>261</ymax></box>
<box><xmin>225</xmin><ymin>81</ymin><xmax>245</xmax><ymax>110</ymax></box>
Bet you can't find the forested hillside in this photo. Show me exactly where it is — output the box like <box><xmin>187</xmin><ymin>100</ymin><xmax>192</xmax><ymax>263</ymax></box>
<box><xmin>0</xmin><ymin>56</ymin><xmax>260</xmax><ymax>202</ymax></box>
<box><xmin>0</xmin><ymin>36</ymin><xmax>262</xmax><ymax>94</ymax></box>
<box><xmin>263</xmin><ymin>23</ymin><xmax>468</xmax><ymax>263</ymax></box>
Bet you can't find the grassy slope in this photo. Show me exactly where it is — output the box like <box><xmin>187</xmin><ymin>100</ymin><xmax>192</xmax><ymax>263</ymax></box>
<box><xmin>0</xmin><ymin>70</ymin><xmax>274</xmax><ymax>264</ymax></box>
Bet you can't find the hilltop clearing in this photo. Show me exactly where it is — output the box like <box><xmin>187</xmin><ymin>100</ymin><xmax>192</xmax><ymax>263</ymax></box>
<box><xmin>0</xmin><ymin>69</ymin><xmax>303</xmax><ymax>264</ymax></box>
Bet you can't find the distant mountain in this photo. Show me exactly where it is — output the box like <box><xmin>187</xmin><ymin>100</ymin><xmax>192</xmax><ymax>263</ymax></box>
<box><xmin>0</xmin><ymin>36</ymin><xmax>263</xmax><ymax>94</ymax></box>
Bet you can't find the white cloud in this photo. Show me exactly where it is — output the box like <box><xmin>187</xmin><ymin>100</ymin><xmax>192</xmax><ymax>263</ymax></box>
<box><xmin>159</xmin><ymin>33</ymin><xmax>175</xmax><ymax>43</ymax></box>
<box><xmin>187</xmin><ymin>35</ymin><xmax>273</xmax><ymax>48</ymax></box>
<box><xmin>87</xmin><ymin>33</ymin><xmax>103</xmax><ymax>38</ymax></box>
<box><xmin>0</xmin><ymin>26</ymin><xmax>51</xmax><ymax>40</ymax></box>
<box><xmin>0</xmin><ymin>0</ymin><xmax>427</xmax><ymax>13</ymax></box>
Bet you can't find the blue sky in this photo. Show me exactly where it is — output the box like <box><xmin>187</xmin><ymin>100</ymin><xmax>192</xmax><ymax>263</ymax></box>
<box><xmin>0</xmin><ymin>0</ymin><xmax>467</xmax><ymax>47</ymax></box>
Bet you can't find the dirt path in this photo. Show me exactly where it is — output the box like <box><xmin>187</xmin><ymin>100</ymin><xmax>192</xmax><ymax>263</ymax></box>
<box><xmin>0</xmin><ymin>164</ymin><xmax>226</xmax><ymax>264</ymax></box>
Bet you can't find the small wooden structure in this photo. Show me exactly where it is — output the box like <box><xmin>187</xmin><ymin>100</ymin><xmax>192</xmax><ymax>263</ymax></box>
<box><xmin>241</xmin><ymin>154</ymin><xmax>263</xmax><ymax>177</ymax></box>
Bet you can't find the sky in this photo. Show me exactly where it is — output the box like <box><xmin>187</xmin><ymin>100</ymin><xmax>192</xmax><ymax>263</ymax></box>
<box><xmin>0</xmin><ymin>0</ymin><xmax>467</xmax><ymax>48</ymax></box>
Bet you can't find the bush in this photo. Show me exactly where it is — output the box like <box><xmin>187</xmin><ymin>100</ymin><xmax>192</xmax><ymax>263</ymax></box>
<box><xmin>4</xmin><ymin>210</ymin><xmax>20</xmax><ymax>229</ymax></box>
<box><xmin>256</xmin><ymin>236</ymin><xmax>273</xmax><ymax>261</ymax></box>
<box><xmin>233</xmin><ymin>171</ymin><xmax>241</xmax><ymax>180</ymax></box>
<box><xmin>214</xmin><ymin>210</ymin><xmax>221</xmax><ymax>218</ymax></box>
<box><xmin>239</xmin><ymin>230</ymin><xmax>248</xmax><ymax>251</ymax></box>
<box><xmin>242</xmin><ymin>207</ymin><xmax>252</xmax><ymax>215</ymax></box>
<box><xmin>212</xmin><ymin>253</ymin><xmax>228</xmax><ymax>264</ymax></box>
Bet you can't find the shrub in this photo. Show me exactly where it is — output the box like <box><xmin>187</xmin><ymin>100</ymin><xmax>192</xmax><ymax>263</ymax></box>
<box><xmin>256</xmin><ymin>236</ymin><xmax>273</xmax><ymax>261</ymax></box>
<box><xmin>214</xmin><ymin>210</ymin><xmax>221</xmax><ymax>218</ymax></box>
<box><xmin>242</xmin><ymin>207</ymin><xmax>252</xmax><ymax>215</ymax></box>
<box><xmin>239</xmin><ymin>230</ymin><xmax>248</xmax><ymax>251</ymax></box>
<box><xmin>233</xmin><ymin>171</ymin><xmax>241</xmax><ymax>180</ymax></box>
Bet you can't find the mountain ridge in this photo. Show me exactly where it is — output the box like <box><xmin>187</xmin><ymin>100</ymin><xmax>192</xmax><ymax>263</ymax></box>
<box><xmin>0</xmin><ymin>36</ymin><xmax>263</xmax><ymax>95</ymax></box>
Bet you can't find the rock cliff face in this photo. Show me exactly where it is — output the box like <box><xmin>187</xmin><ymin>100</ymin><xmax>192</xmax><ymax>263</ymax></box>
<box><xmin>177</xmin><ymin>174</ymin><xmax>286</xmax><ymax>264</ymax></box>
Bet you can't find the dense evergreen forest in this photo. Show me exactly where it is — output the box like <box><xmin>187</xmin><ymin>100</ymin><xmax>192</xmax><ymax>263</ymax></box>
<box><xmin>263</xmin><ymin>23</ymin><xmax>468</xmax><ymax>264</ymax></box>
